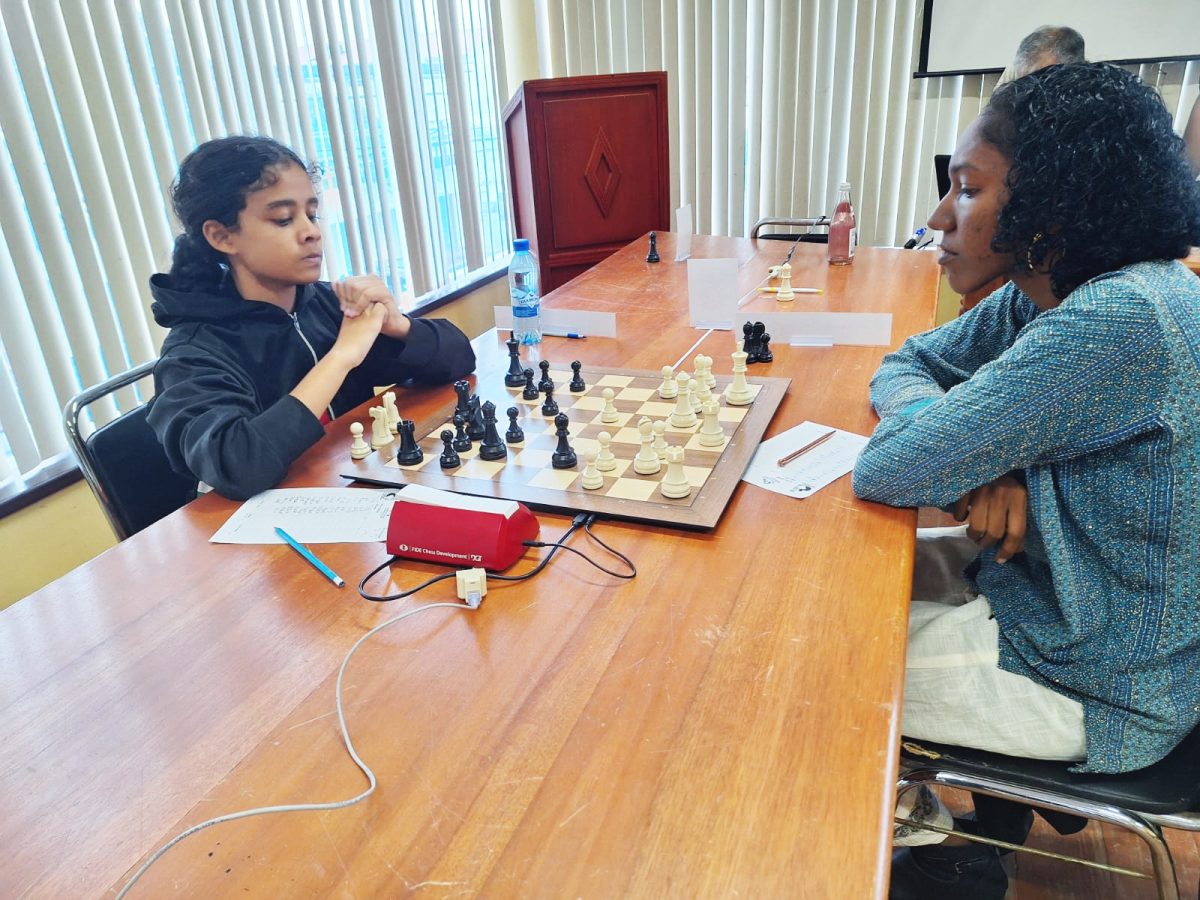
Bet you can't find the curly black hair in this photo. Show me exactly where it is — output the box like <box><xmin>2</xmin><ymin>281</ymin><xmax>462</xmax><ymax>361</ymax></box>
<box><xmin>979</xmin><ymin>63</ymin><xmax>1200</xmax><ymax>299</ymax></box>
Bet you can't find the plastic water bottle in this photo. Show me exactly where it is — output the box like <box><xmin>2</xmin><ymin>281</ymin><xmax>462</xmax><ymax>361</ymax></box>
<box><xmin>508</xmin><ymin>238</ymin><xmax>541</xmax><ymax>345</ymax></box>
<box><xmin>827</xmin><ymin>182</ymin><xmax>857</xmax><ymax>265</ymax></box>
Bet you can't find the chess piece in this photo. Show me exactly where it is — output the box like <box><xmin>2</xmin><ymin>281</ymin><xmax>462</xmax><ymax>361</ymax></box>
<box><xmin>439</xmin><ymin>430</ymin><xmax>461</xmax><ymax>469</ymax></box>
<box><xmin>595</xmin><ymin>431</ymin><xmax>617</xmax><ymax>471</ymax></box>
<box><xmin>633</xmin><ymin>418</ymin><xmax>661</xmax><ymax>475</ymax></box>
<box><xmin>580</xmin><ymin>449</ymin><xmax>604</xmax><ymax>489</ymax></box>
<box><xmin>646</xmin><ymin>230</ymin><xmax>660</xmax><ymax>263</ymax></box>
<box><xmin>776</xmin><ymin>261</ymin><xmax>796</xmax><ymax>301</ymax></box>
<box><xmin>538</xmin><ymin>359</ymin><xmax>553</xmax><ymax>393</ymax></box>
<box><xmin>652</xmin><ymin>421</ymin><xmax>669</xmax><ymax>460</ymax></box>
<box><xmin>699</xmin><ymin>399</ymin><xmax>725</xmax><ymax>447</ymax></box>
<box><xmin>452</xmin><ymin>413</ymin><xmax>472</xmax><ymax>452</ymax></box>
<box><xmin>541</xmin><ymin>383</ymin><xmax>559</xmax><ymax>416</ymax></box>
<box><xmin>521</xmin><ymin>367</ymin><xmax>539</xmax><ymax>400</ymax></box>
<box><xmin>394</xmin><ymin>419</ymin><xmax>424</xmax><ymax>465</ymax></box>
<box><xmin>658</xmin><ymin>365</ymin><xmax>678</xmax><ymax>399</ymax></box>
<box><xmin>724</xmin><ymin>350</ymin><xmax>754</xmax><ymax>406</ymax></box>
<box><xmin>659</xmin><ymin>446</ymin><xmax>691</xmax><ymax>499</ymax></box>
<box><xmin>757</xmin><ymin>332</ymin><xmax>774</xmax><ymax>363</ymax></box>
<box><xmin>551</xmin><ymin>413</ymin><xmax>577</xmax><ymax>469</ymax></box>
<box><xmin>670</xmin><ymin>372</ymin><xmax>697</xmax><ymax>428</ymax></box>
<box><xmin>454</xmin><ymin>379</ymin><xmax>472</xmax><ymax>420</ymax></box>
<box><xmin>505</xmin><ymin>406</ymin><xmax>525</xmax><ymax>444</ymax></box>
<box><xmin>350</xmin><ymin>422</ymin><xmax>371</xmax><ymax>459</ymax></box>
<box><xmin>695</xmin><ymin>354</ymin><xmax>716</xmax><ymax>389</ymax></box>
<box><xmin>696</xmin><ymin>380</ymin><xmax>714</xmax><ymax>412</ymax></box>
<box><xmin>478</xmin><ymin>400</ymin><xmax>507</xmax><ymax>461</ymax></box>
<box><xmin>368</xmin><ymin>406</ymin><xmax>391</xmax><ymax>449</ymax></box>
<box><xmin>467</xmin><ymin>396</ymin><xmax>486</xmax><ymax>440</ymax></box>
<box><xmin>569</xmin><ymin>360</ymin><xmax>586</xmax><ymax>392</ymax></box>
<box><xmin>383</xmin><ymin>391</ymin><xmax>400</xmax><ymax>433</ymax></box>
<box><xmin>748</xmin><ymin>322</ymin><xmax>767</xmax><ymax>364</ymax></box>
<box><xmin>504</xmin><ymin>333</ymin><xmax>526</xmax><ymax>386</ymax></box>
<box><xmin>688</xmin><ymin>378</ymin><xmax>702</xmax><ymax>414</ymax></box>
<box><xmin>600</xmin><ymin>387</ymin><xmax>620</xmax><ymax>424</ymax></box>
<box><xmin>742</xmin><ymin>321</ymin><xmax>756</xmax><ymax>357</ymax></box>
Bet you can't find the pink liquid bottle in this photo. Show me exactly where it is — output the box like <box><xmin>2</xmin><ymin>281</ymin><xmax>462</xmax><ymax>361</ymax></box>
<box><xmin>827</xmin><ymin>181</ymin><xmax>857</xmax><ymax>265</ymax></box>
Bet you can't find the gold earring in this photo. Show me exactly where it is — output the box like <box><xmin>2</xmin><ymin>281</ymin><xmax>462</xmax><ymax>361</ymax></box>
<box><xmin>1026</xmin><ymin>232</ymin><xmax>1045</xmax><ymax>271</ymax></box>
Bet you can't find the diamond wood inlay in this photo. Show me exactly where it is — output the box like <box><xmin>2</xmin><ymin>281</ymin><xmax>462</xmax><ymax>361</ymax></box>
<box><xmin>583</xmin><ymin>128</ymin><xmax>622</xmax><ymax>218</ymax></box>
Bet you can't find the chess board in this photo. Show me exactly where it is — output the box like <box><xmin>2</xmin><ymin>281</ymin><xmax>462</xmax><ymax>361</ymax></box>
<box><xmin>351</xmin><ymin>365</ymin><xmax>790</xmax><ymax>529</ymax></box>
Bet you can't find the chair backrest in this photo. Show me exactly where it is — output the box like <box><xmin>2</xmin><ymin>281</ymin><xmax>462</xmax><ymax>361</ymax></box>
<box><xmin>749</xmin><ymin>216</ymin><xmax>830</xmax><ymax>243</ymax></box>
<box><xmin>63</xmin><ymin>361</ymin><xmax>196</xmax><ymax>540</ymax></box>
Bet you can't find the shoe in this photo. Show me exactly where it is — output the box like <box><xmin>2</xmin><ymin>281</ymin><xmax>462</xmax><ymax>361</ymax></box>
<box><xmin>889</xmin><ymin>841</ymin><xmax>1008</xmax><ymax>900</ymax></box>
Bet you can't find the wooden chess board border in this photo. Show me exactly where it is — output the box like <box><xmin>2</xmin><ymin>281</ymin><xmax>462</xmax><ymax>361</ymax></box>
<box><xmin>348</xmin><ymin>365</ymin><xmax>791</xmax><ymax>530</ymax></box>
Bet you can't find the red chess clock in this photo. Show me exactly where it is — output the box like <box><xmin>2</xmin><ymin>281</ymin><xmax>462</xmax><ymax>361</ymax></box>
<box><xmin>386</xmin><ymin>495</ymin><xmax>539</xmax><ymax>571</ymax></box>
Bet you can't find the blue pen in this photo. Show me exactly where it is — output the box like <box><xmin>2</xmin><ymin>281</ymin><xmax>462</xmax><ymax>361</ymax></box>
<box><xmin>275</xmin><ymin>526</ymin><xmax>345</xmax><ymax>587</ymax></box>
<box><xmin>903</xmin><ymin>227</ymin><xmax>927</xmax><ymax>250</ymax></box>
<box><xmin>565</xmin><ymin>332</ymin><xmax>586</xmax><ymax>340</ymax></box>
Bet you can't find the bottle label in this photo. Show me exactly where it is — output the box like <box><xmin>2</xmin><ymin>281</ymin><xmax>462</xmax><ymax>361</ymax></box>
<box><xmin>849</xmin><ymin>227</ymin><xmax>858</xmax><ymax>258</ymax></box>
<box><xmin>513</xmin><ymin>304</ymin><xmax>539</xmax><ymax>318</ymax></box>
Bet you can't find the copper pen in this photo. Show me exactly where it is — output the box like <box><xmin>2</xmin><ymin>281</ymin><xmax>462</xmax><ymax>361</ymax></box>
<box><xmin>776</xmin><ymin>429</ymin><xmax>836</xmax><ymax>467</ymax></box>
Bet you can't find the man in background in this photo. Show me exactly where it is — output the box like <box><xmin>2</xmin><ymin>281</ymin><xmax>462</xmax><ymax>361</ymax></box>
<box><xmin>998</xmin><ymin>25</ymin><xmax>1086</xmax><ymax>83</ymax></box>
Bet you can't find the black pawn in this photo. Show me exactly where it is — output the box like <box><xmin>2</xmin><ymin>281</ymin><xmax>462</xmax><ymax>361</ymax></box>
<box><xmin>646</xmin><ymin>231</ymin><xmax>660</xmax><ymax>263</ymax></box>
<box><xmin>504</xmin><ymin>333</ymin><xmax>525</xmax><ymax>387</ymax></box>
<box><xmin>452</xmin><ymin>414</ymin><xmax>472</xmax><ymax>452</ymax></box>
<box><xmin>478</xmin><ymin>401</ymin><xmax>507</xmax><ymax>461</ymax></box>
<box><xmin>537</xmin><ymin>359</ymin><xmax>553</xmax><ymax>393</ymax></box>
<box><xmin>395</xmin><ymin>420</ymin><xmax>423</xmax><ymax>466</ymax></box>
<box><xmin>467</xmin><ymin>396</ymin><xmax>486</xmax><ymax>440</ymax></box>
<box><xmin>439</xmin><ymin>430</ymin><xmax>461</xmax><ymax>469</ymax></box>
<box><xmin>453</xmin><ymin>379</ymin><xmax>472</xmax><ymax>419</ymax></box>
<box><xmin>521</xmin><ymin>367</ymin><xmax>539</xmax><ymax>400</ymax></box>
<box><xmin>551</xmin><ymin>413</ymin><xmax>577</xmax><ymax>469</ymax></box>
<box><xmin>541</xmin><ymin>382</ymin><xmax>559</xmax><ymax>416</ymax></box>
<box><xmin>505</xmin><ymin>406</ymin><xmax>525</xmax><ymax>444</ymax></box>
<box><xmin>569</xmin><ymin>360</ymin><xmax>586</xmax><ymax>392</ymax></box>
<box><xmin>757</xmin><ymin>332</ymin><xmax>774</xmax><ymax>364</ymax></box>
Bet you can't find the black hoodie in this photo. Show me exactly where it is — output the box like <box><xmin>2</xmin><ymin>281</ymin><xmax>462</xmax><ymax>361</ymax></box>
<box><xmin>146</xmin><ymin>275</ymin><xmax>476</xmax><ymax>500</ymax></box>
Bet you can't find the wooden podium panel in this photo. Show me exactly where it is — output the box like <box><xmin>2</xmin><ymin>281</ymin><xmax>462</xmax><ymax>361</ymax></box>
<box><xmin>504</xmin><ymin>72</ymin><xmax>670</xmax><ymax>292</ymax></box>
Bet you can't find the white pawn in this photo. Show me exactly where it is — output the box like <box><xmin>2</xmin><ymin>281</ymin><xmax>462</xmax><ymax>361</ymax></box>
<box><xmin>580</xmin><ymin>449</ymin><xmax>604</xmax><ymax>490</ymax></box>
<box><xmin>723</xmin><ymin>350</ymin><xmax>754</xmax><ymax>406</ymax></box>
<box><xmin>696</xmin><ymin>354</ymin><xmax>717</xmax><ymax>389</ymax></box>
<box><xmin>688</xmin><ymin>377</ymin><xmax>701</xmax><ymax>413</ymax></box>
<box><xmin>658</xmin><ymin>365</ymin><xmax>678</xmax><ymax>399</ymax></box>
<box><xmin>659</xmin><ymin>446</ymin><xmax>691</xmax><ymax>499</ymax></box>
<box><xmin>382</xmin><ymin>390</ymin><xmax>400</xmax><ymax>433</ymax></box>
<box><xmin>633</xmin><ymin>418</ymin><xmax>661</xmax><ymax>475</ymax></box>
<box><xmin>670</xmin><ymin>372</ymin><xmax>697</xmax><ymax>428</ymax></box>
<box><xmin>368</xmin><ymin>406</ymin><xmax>392</xmax><ymax>448</ymax></box>
<box><xmin>595</xmin><ymin>431</ymin><xmax>617</xmax><ymax>471</ymax></box>
<box><xmin>600</xmin><ymin>387</ymin><xmax>620</xmax><ymax>424</ymax></box>
<box><xmin>652</xmin><ymin>421</ymin><xmax>669</xmax><ymax>459</ymax></box>
<box><xmin>350</xmin><ymin>421</ymin><xmax>371</xmax><ymax>459</ymax></box>
<box><xmin>776</xmin><ymin>261</ymin><xmax>796</xmax><ymax>301</ymax></box>
<box><xmin>699</xmin><ymin>399</ymin><xmax>724</xmax><ymax>447</ymax></box>
<box><xmin>696</xmin><ymin>380</ymin><xmax>714</xmax><ymax>411</ymax></box>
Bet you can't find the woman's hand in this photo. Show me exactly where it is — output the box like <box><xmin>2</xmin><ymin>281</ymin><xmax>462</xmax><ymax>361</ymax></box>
<box><xmin>329</xmin><ymin>301</ymin><xmax>387</xmax><ymax>369</ymax></box>
<box><xmin>333</xmin><ymin>275</ymin><xmax>411</xmax><ymax>340</ymax></box>
<box><xmin>953</xmin><ymin>473</ymin><xmax>1028</xmax><ymax>564</ymax></box>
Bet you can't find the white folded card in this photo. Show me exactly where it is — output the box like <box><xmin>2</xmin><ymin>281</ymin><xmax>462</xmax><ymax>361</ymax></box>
<box><xmin>493</xmin><ymin>306</ymin><xmax>617</xmax><ymax>338</ymax></box>
<box><xmin>687</xmin><ymin>258</ymin><xmax>738</xmax><ymax>329</ymax></box>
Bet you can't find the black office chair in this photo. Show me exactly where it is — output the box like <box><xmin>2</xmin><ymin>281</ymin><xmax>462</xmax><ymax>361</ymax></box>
<box><xmin>898</xmin><ymin>726</ymin><xmax>1200</xmax><ymax>899</ymax></box>
<box><xmin>749</xmin><ymin>216</ymin><xmax>829</xmax><ymax>243</ymax></box>
<box><xmin>63</xmin><ymin>360</ymin><xmax>196</xmax><ymax>540</ymax></box>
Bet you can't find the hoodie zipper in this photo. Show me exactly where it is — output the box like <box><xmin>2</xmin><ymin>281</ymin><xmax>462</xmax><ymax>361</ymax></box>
<box><xmin>290</xmin><ymin>312</ymin><xmax>336</xmax><ymax>421</ymax></box>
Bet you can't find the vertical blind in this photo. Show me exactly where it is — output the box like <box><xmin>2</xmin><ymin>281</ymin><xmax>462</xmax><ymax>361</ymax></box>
<box><xmin>0</xmin><ymin>0</ymin><xmax>511</xmax><ymax>483</ymax></box>
<box><xmin>535</xmin><ymin>0</ymin><xmax>1199</xmax><ymax>247</ymax></box>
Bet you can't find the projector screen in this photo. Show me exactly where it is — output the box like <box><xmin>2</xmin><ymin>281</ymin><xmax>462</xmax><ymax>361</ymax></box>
<box><xmin>917</xmin><ymin>0</ymin><xmax>1200</xmax><ymax>77</ymax></box>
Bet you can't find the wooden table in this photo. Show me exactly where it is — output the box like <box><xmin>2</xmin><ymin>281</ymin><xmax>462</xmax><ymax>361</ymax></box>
<box><xmin>1</xmin><ymin>235</ymin><xmax>939</xmax><ymax>899</ymax></box>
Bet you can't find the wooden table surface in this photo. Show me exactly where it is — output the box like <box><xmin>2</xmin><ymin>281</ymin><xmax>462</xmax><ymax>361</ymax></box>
<box><xmin>1</xmin><ymin>235</ymin><xmax>939</xmax><ymax>899</ymax></box>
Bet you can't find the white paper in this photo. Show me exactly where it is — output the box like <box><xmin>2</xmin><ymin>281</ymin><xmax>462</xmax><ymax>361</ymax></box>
<box><xmin>675</xmin><ymin>204</ymin><xmax>693</xmax><ymax>260</ymax></box>
<box><xmin>733</xmin><ymin>311</ymin><xmax>893</xmax><ymax>347</ymax></box>
<box><xmin>742</xmin><ymin>421</ymin><xmax>869</xmax><ymax>499</ymax></box>
<box><xmin>493</xmin><ymin>306</ymin><xmax>618</xmax><ymax>338</ymax></box>
<box><xmin>210</xmin><ymin>488</ymin><xmax>397</xmax><ymax>544</ymax></box>
<box><xmin>687</xmin><ymin>258</ymin><xmax>738</xmax><ymax>329</ymax></box>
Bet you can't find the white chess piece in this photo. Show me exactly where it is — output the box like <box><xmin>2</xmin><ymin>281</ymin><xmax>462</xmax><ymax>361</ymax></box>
<box><xmin>595</xmin><ymin>431</ymin><xmax>617</xmax><ymax>471</ymax></box>
<box><xmin>696</xmin><ymin>380</ymin><xmax>714</xmax><ymax>412</ymax></box>
<box><xmin>600</xmin><ymin>387</ymin><xmax>620</xmax><ymax>424</ymax></box>
<box><xmin>688</xmin><ymin>377</ymin><xmax>702</xmax><ymax>413</ymax></box>
<box><xmin>368</xmin><ymin>406</ymin><xmax>392</xmax><ymax>448</ymax></box>
<box><xmin>659</xmin><ymin>446</ymin><xmax>691</xmax><ymax>499</ymax></box>
<box><xmin>776</xmin><ymin>261</ymin><xmax>796</xmax><ymax>301</ymax></box>
<box><xmin>652</xmin><ymin>421</ymin><xmax>668</xmax><ymax>459</ymax></box>
<box><xmin>633</xmin><ymin>418</ymin><xmax>661</xmax><ymax>475</ymax></box>
<box><xmin>697</xmin><ymin>354</ymin><xmax>717</xmax><ymax>389</ymax></box>
<box><xmin>383</xmin><ymin>391</ymin><xmax>400</xmax><ymax>433</ymax></box>
<box><xmin>581</xmin><ymin>449</ymin><xmax>604</xmax><ymax>490</ymax></box>
<box><xmin>723</xmin><ymin>350</ymin><xmax>754</xmax><ymax>406</ymax></box>
<box><xmin>670</xmin><ymin>372</ymin><xmax>697</xmax><ymax>428</ymax></box>
<box><xmin>699</xmin><ymin>399</ymin><xmax>725</xmax><ymax>447</ymax></box>
<box><xmin>350</xmin><ymin>421</ymin><xmax>371</xmax><ymax>459</ymax></box>
<box><xmin>658</xmin><ymin>365</ymin><xmax>678</xmax><ymax>399</ymax></box>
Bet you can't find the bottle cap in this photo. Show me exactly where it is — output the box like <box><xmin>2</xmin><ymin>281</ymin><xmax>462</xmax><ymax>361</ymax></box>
<box><xmin>513</xmin><ymin>238</ymin><xmax>530</xmax><ymax>252</ymax></box>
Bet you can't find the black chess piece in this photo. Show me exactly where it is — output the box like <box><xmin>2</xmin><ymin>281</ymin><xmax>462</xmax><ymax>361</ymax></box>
<box><xmin>477</xmin><ymin>401</ymin><xmax>507</xmax><ymax>461</ymax></box>
<box><xmin>521</xmin><ymin>367</ymin><xmax>539</xmax><ymax>400</ymax></box>
<box><xmin>505</xmin><ymin>406</ymin><xmax>525</xmax><ymax>444</ymax></box>
<box><xmin>540</xmin><ymin>383</ymin><xmax>558</xmax><ymax>416</ymax></box>
<box><xmin>750</xmin><ymin>322</ymin><xmax>766</xmax><ymax>362</ymax></box>
<box><xmin>757</xmin><ymin>331</ymin><xmax>774</xmax><ymax>363</ymax></box>
<box><xmin>467</xmin><ymin>395</ymin><xmax>486</xmax><ymax>440</ymax></box>
<box><xmin>551</xmin><ymin>413</ymin><xmax>577</xmax><ymax>469</ymax></box>
<box><xmin>453</xmin><ymin>380</ymin><xmax>472</xmax><ymax>420</ymax></box>
<box><xmin>742</xmin><ymin>321</ymin><xmax>755</xmax><ymax>357</ymax></box>
<box><xmin>394</xmin><ymin>420</ymin><xmax>424</xmax><ymax>466</ymax></box>
<box><xmin>439</xmin><ymin>430</ymin><xmax>461</xmax><ymax>469</ymax></box>
<box><xmin>504</xmin><ymin>333</ymin><xmax>526</xmax><ymax>387</ymax></box>
<box><xmin>646</xmin><ymin>230</ymin><xmax>660</xmax><ymax>263</ymax></box>
<box><xmin>569</xmin><ymin>360</ymin><xmax>586</xmax><ymax>392</ymax></box>
<box><xmin>452</xmin><ymin>414</ymin><xmax>472</xmax><ymax>452</ymax></box>
<box><xmin>537</xmin><ymin>359</ymin><xmax>553</xmax><ymax>393</ymax></box>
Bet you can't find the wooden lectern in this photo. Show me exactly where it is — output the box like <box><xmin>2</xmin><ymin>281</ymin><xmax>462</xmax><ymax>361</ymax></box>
<box><xmin>503</xmin><ymin>72</ymin><xmax>670</xmax><ymax>293</ymax></box>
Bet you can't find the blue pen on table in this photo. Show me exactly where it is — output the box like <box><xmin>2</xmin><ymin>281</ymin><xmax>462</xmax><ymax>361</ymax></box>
<box><xmin>902</xmin><ymin>227</ymin><xmax>927</xmax><ymax>250</ymax></box>
<box><xmin>274</xmin><ymin>526</ymin><xmax>345</xmax><ymax>587</ymax></box>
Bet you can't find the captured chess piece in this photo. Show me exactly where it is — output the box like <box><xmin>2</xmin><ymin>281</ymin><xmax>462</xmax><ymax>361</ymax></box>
<box><xmin>538</xmin><ymin>359</ymin><xmax>553</xmax><ymax>393</ymax></box>
<box><xmin>646</xmin><ymin>230</ymin><xmax>660</xmax><ymax>263</ymax></box>
<box><xmin>477</xmin><ymin>400</ymin><xmax>507</xmax><ymax>461</ymax></box>
<box><xmin>742</xmin><ymin>321</ymin><xmax>756</xmax><ymax>357</ymax></box>
<box><xmin>551</xmin><ymin>413</ymin><xmax>577</xmax><ymax>469</ymax></box>
<box><xmin>439</xmin><ymin>430</ymin><xmax>461</xmax><ymax>469</ymax></box>
<box><xmin>541</xmin><ymin>382</ymin><xmax>559</xmax><ymax>416</ymax></box>
<box><xmin>452</xmin><ymin>413</ymin><xmax>473</xmax><ymax>452</ymax></box>
<box><xmin>775</xmin><ymin>262</ymin><xmax>796</xmax><ymax>301</ymax></box>
<box><xmin>747</xmin><ymin>322</ymin><xmax>767</xmax><ymax>364</ymax></box>
<box><xmin>569</xmin><ymin>360</ymin><xmax>586</xmax><ymax>392</ymax></box>
<box><xmin>504</xmin><ymin>333</ymin><xmax>526</xmax><ymax>387</ymax></box>
<box><xmin>349</xmin><ymin>422</ymin><xmax>371</xmax><ymax>459</ymax></box>
<box><xmin>394</xmin><ymin>419</ymin><xmax>424</xmax><ymax>466</ymax></box>
<box><xmin>505</xmin><ymin>406</ymin><xmax>525</xmax><ymax>444</ymax></box>
<box><xmin>757</xmin><ymin>332</ymin><xmax>774</xmax><ymax>363</ymax></box>
<box><xmin>521</xmin><ymin>367</ymin><xmax>539</xmax><ymax>400</ymax></box>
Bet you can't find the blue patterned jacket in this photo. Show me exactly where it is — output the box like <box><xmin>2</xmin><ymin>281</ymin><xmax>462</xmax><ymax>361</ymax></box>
<box><xmin>854</xmin><ymin>260</ymin><xmax>1200</xmax><ymax>773</ymax></box>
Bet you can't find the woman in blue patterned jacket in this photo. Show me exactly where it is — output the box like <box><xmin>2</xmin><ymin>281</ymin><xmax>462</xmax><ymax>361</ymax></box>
<box><xmin>855</xmin><ymin>63</ymin><xmax>1200</xmax><ymax>899</ymax></box>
